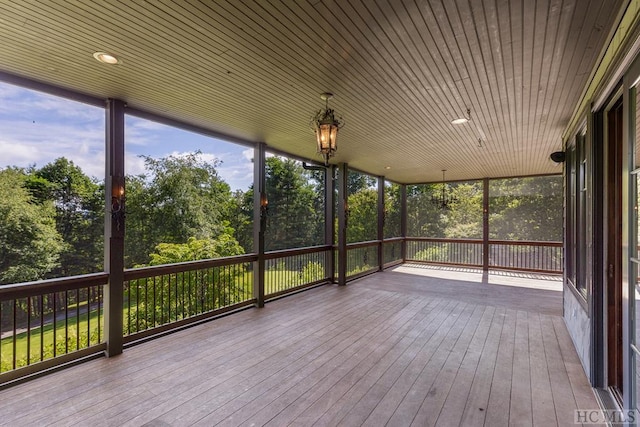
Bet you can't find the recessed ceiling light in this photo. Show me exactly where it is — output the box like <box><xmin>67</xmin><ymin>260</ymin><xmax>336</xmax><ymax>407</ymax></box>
<box><xmin>93</xmin><ymin>52</ymin><xmax>119</xmax><ymax>65</ymax></box>
<box><xmin>451</xmin><ymin>117</ymin><xmax>469</xmax><ymax>125</ymax></box>
<box><xmin>385</xmin><ymin>166</ymin><xmax>391</xmax><ymax>170</ymax></box>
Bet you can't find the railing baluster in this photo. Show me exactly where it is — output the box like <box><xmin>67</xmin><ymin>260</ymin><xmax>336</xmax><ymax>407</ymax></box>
<box><xmin>63</xmin><ymin>290</ymin><xmax>68</xmax><ymax>353</ymax></box>
<box><xmin>52</xmin><ymin>292</ymin><xmax>57</xmax><ymax>358</ymax></box>
<box><xmin>75</xmin><ymin>288</ymin><xmax>80</xmax><ymax>351</ymax></box>
<box><xmin>98</xmin><ymin>286</ymin><xmax>102</xmax><ymax>343</ymax></box>
<box><xmin>12</xmin><ymin>299</ymin><xmax>17</xmax><ymax>369</ymax></box>
<box><xmin>26</xmin><ymin>297</ymin><xmax>31</xmax><ymax>366</ymax></box>
<box><xmin>0</xmin><ymin>301</ymin><xmax>3</xmax><ymax>371</ymax></box>
<box><xmin>126</xmin><ymin>279</ymin><xmax>131</xmax><ymax>335</ymax></box>
<box><xmin>87</xmin><ymin>286</ymin><xmax>91</xmax><ymax>346</ymax></box>
<box><xmin>224</xmin><ymin>264</ymin><xmax>229</xmax><ymax>307</ymax></box>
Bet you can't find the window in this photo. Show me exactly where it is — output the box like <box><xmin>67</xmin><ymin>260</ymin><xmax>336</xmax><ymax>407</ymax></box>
<box><xmin>566</xmin><ymin>131</ymin><xmax>587</xmax><ymax>299</ymax></box>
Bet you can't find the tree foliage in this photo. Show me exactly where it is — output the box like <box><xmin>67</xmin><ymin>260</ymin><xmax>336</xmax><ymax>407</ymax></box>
<box><xmin>147</xmin><ymin>236</ymin><xmax>244</xmax><ymax>266</ymax></box>
<box><xmin>442</xmin><ymin>182</ymin><xmax>483</xmax><ymax>239</ymax></box>
<box><xmin>489</xmin><ymin>176</ymin><xmax>563</xmax><ymax>241</ymax></box>
<box><xmin>125</xmin><ymin>151</ymin><xmax>236</xmax><ymax>267</ymax></box>
<box><xmin>406</xmin><ymin>183</ymin><xmax>445</xmax><ymax>237</ymax></box>
<box><xmin>30</xmin><ymin>158</ymin><xmax>104</xmax><ymax>276</ymax></box>
<box><xmin>345</xmin><ymin>170</ymin><xmax>378</xmax><ymax>244</ymax></box>
<box><xmin>227</xmin><ymin>189</ymin><xmax>254</xmax><ymax>252</ymax></box>
<box><xmin>229</xmin><ymin>157</ymin><xmax>326</xmax><ymax>252</ymax></box>
<box><xmin>406</xmin><ymin>176</ymin><xmax>563</xmax><ymax>241</ymax></box>
<box><xmin>384</xmin><ymin>182</ymin><xmax>401</xmax><ymax>238</ymax></box>
<box><xmin>347</xmin><ymin>188</ymin><xmax>378</xmax><ymax>243</ymax></box>
<box><xmin>0</xmin><ymin>168</ymin><xmax>64</xmax><ymax>284</ymax></box>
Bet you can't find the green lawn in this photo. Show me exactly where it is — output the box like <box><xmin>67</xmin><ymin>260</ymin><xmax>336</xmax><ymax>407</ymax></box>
<box><xmin>0</xmin><ymin>307</ymin><xmax>103</xmax><ymax>368</ymax></box>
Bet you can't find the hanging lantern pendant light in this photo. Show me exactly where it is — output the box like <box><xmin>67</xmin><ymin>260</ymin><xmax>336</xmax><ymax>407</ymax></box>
<box><xmin>311</xmin><ymin>92</ymin><xmax>344</xmax><ymax>165</ymax></box>
<box><xmin>432</xmin><ymin>169</ymin><xmax>457</xmax><ymax>209</ymax></box>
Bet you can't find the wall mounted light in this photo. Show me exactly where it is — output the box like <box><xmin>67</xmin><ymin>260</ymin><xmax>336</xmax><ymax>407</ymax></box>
<box><xmin>111</xmin><ymin>184</ymin><xmax>125</xmax><ymax>230</ymax></box>
<box><xmin>260</xmin><ymin>191</ymin><xmax>269</xmax><ymax>221</ymax></box>
<box><xmin>311</xmin><ymin>92</ymin><xmax>344</xmax><ymax>165</ymax></box>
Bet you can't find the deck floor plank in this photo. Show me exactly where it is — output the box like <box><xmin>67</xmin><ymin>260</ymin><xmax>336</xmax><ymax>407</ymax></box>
<box><xmin>510</xmin><ymin>310</ymin><xmax>534</xmax><ymax>426</ymax></box>
<box><xmin>528</xmin><ymin>312</ymin><xmax>558</xmax><ymax>426</ymax></box>
<box><xmin>357</xmin><ymin>303</ymin><xmax>473</xmax><ymax>427</ymax></box>
<box><xmin>551</xmin><ymin>316</ymin><xmax>607</xmax><ymax>427</ymax></box>
<box><xmin>401</xmin><ymin>304</ymin><xmax>487</xmax><ymax>426</ymax></box>
<box><xmin>458</xmin><ymin>307</ymin><xmax>506</xmax><ymax>426</ymax></box>
<box><xmin>257</xmin><ymin>300</ymin><xmax>458</xmax><ymax>427</ymax></box>
<box><xmin>247</xmin><ymin>299</ymin><xmax>449</xmax><ymax>427</ymax></box>
<box><xmin>414</xmin><ymin>306</ymin><xmax>496</xmax><ymax>427</ymax></box>
<box><xmin>121</xmin><ymin>293</ymin><xmax>412</xmax><ymax>427</ymax></box>
<box><xmin>318</xmin><ymin>301</ymin><xmax>465</xmax><ymax>427</ymax></box>
<box><xmin>383</xmin><ymin>303</ymin><xmax>484</xmax><ymax>426</ymax></box>
<box><xmin>540</xmin><ymin>315</ymin><xmax>581</xmax><ymax>426</ymax></box>
<box><xmin>183</xmin><ymin>297</ymin><xmax>432</xmax><ymax>426</ymax></box>
<box><xmin>484</xmin><ymin>308</ymin><xmax>517</xmax><ymax>426</ymax></box>
<box><xmin>0</xmin><ymin>266</ymin><xmax>600</xmax><ymax>427</ymax></box>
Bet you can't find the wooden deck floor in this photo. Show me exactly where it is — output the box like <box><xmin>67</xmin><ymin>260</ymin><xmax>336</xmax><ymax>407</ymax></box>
<box><xmin>0</xmin><ymin>265</ymin><xmax>600</xmax><ymax>426</ymax></box>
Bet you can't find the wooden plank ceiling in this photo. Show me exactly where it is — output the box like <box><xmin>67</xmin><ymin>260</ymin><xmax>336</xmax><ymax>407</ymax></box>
<box><xmin>0</xmin><ymin>0</ymin><xmax>625</xmax><ymax>183</ymax></box>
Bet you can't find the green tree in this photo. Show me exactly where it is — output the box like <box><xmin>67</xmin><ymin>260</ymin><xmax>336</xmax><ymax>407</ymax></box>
<box><xmin>126</xmin><ymin>236</ymin><xmax>246</xmax><ymax>333</ymax></box>
<box><xmin>147</xmin><ymin>235</ymin><xmax>244</xmax><ymax>266</ymax></box>
<box><xmin>31</xmin><ymin>158</ymin><xmax>103</xmax><ymax>276</ymax></box>
<box><xmin>227</xmin><ymin>189</ymin><xmax>254</xmax><ymax>253</ymax></box>
<box><xmin>0</xmin><ymin>168</ymin><xmax>63</xmax><ymax>284</ymax></box>
<box><xmin>348</xmin><ymin>172</ymin><xmax>376</xmax><ymax>194</ymax></box>
<box><xmin>443</xmin><ymin>182</ymin><xmax>483</xmax><ymax>239</ymax></box>
<box><xmin>264</xmin><ymin>157</ymin><xmax>324</xmax><ymax>251</ymax></box>
<box><xmin>125</xmin><ymin>151</ymin><xmax>237</xmax><ymax>267</ymax></box>
<box><xmin>384</xmin><ymin>182</ymin><xmax>401</xmax><ymax>238</ymax></box>
<box><xmin>347</xmin><ymin>188</ymin><xmax>378</xmax><ymax>243</ymax></box>
<box><xmin>345</xmin><ymin>170</ymin><xmax>378</xmax><ymax>243</ymax></box>
<box><xmin>406</xmin><ymin>184</ymin><xmax>445</xmax><ymax>237</ymax></box>
<box><xmin>489</xmin><ymin>176</ymin><xmax>562</xmax><ymax>241</ymax></box>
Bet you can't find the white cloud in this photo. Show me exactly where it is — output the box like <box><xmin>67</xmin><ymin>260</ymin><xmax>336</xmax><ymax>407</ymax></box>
<box><xmin>0</xmin><ymin>82</ymin><xmax>106</xmax><ymax>178</ymax></box>
<box><xmin>242</xmin><ymin>148</ymin><xmax>254</xmax><ymax>162</ymax></box>
<box><xmin>0</xmin><ymin>81</ymin><xmax>254</xmax><ymax>190</ymax></box>
<box><xmin>0</xmin><ymin>118</ymin><xmax>105</xmax><ymax>178</ymax></box>
<box><xmin>125</xmin><ymin>153</ymin><xmax>147</xmax><ymax>177</ymax></box>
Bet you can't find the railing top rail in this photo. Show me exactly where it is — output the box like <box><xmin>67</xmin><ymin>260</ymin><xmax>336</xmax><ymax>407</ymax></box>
<box><xmin>488</xmin><ymin>240</ymin><xmax>562</xmax><ymax>247</ymax></box>
<box><xmin>264</xmin><ymin>245</ymin><xmax>332</xmax><ymax>260</ymax></box>
<box><xmin>346</xmin><ymin>240</ymin><xmax>381</xmax><ymax>249</ymax></box>
<box><xmin>124</xmin><ymin>253</ymin><xmax>258</xmax><ymax>281</ymax></box>
<box><xmin>406</xmin><ymin>237</ymin><xmax>483</xmax><ymax>244</ymax></box>
<box><xmin>382</xmin><ymin>237</ymin><xmax>404</xmax><ymax>243</ymax></box>
<box><xmin>406</xmin><ymin>237</ymin><xmax>562</xmax><ymax>247</ymax></box>
<box><xmin>0</xmin><ymin>272</ymin><xmax>109</xmax><ymax>300</ymax></box>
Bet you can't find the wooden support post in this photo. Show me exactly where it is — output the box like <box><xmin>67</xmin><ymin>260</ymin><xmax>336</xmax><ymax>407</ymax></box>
<box><xmin>378</xmin><ymin>176</ymin><xmax>385</xmax><ymax>270</ymax></box>
<box><xmin>253</xmin><ymin>143</ymin><xmax>266</xmax><ymax>307</ymax></box>
<box><xmin>104</xmin><ymin>99</ymin><xmax>125</xmax><ymax>357</ymax></box>
<box><xmin>400</xmin><ymin>184</ymin><xmax>407</xmax><ymax>262</ymax></box>
<box><xmin>483</xmin><ymin>177</ymin><xmax>490</xmax><ymax>271</ymax></box>
<box><xmin>325</xmin><ymin>165</ymin><xmax>335</xmax><ymax>282</ymax></box>
<box><xmin>337</xmin><ymin>163</ymin><xmax>348</xmax><ymax>285</ymax></box>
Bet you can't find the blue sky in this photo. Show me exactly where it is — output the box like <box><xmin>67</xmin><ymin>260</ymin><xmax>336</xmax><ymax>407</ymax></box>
<box><xmin>0</xmin><ymin>81</ymin><xmax>254</xmax><ymax>191</ymax></box>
